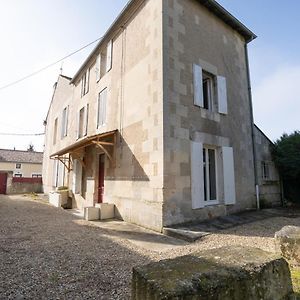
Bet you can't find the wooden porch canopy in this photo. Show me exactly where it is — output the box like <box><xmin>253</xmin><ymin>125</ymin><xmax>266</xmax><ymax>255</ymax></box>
<box><xmin>50</xmin><ymin>130</ymin><xmax>117</xmax><ymax>171</ymax></box>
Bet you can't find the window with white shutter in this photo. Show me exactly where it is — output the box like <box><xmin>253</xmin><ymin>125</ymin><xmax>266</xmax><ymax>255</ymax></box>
<box><xmin>193</xmin><ymin>63</ymin><xmax>228</xmax><ymax>114</ymax></box>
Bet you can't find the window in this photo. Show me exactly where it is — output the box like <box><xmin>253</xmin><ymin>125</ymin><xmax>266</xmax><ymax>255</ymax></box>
<box><xmin>203</xmin><ymin>147</ymin><xmax>217</xmax><ymax>203</ymax></box>
<box><xmin>193</xmin><ymin>64</ymin><xmax>228</xmax><ymax>114</ymax></box>
<box><xmin>106</xmin><ymin>40</ymin><xmax>113</xmax><ymax>72</ymax></box>
<box><xmin>202</xmin><ymin>72</ymin><xmax>214</xmax><ymax>110</ymax></box>
<box><xmin>261</xmin><ymin>161</ymin><xmax>270</xmax><ymax>180</ymax></box>
<box><xmin>14</xmin><ymin>174</ymin><xmax>22</xmax><ymax>178</ymax></box>
<box><xmin>81</xmin><ymin>68</ymin><xmax>90</xmax><ymax>97</ymax></box>
<box><xmin>77</xmin><ymin>107</ymin><xmax>85</xmax><ymax>139</ymax></box>
<box><xmin>32</xmin><ymin>174</ymin><xmax>42</xmax><ymax>178</ymax></box>
<box><xmin>191</xmin><ymin>142</ymin><xmax>236</xmax><ymax>209</ymax></box>
<box><xmin>53</xmin><ymin>118</ymin><xmax>58</xmax><ymax>145</ymax></box>
<box><xmin>97</xmin><ymin>88</ymin><xmax>107</xmax><ymax>128</ymax></box>
<box><xmin>16</xmin><ymin>163</ymin><xmax>21</xmax><ymax>169</ymax></box>
<box><xmin>61</xmin><ymin>106</ymin><xmax>68</xmax><ymax>138</ymax></box>
<box><xmin>96</xmin><ymin>40</ymin><xmax>113</xmax><ymax>82</ymax></box>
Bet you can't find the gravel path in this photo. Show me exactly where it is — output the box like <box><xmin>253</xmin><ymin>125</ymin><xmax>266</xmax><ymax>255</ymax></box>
<box><xmin>0</xmin><ymin>195</ymin><xmax>150</xmax><ymax>299</ymax></box>
<box><xmin>1</xmin><ymin>194</ymin><xmax>300</xmax><ymax>299</ymax></box>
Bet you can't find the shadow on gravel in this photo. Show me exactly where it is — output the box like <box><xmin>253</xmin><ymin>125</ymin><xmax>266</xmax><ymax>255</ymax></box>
<box><xmin>0</xmin><ymin>195</ymin><xmax>151</xmax><ymax>300</ymax></box>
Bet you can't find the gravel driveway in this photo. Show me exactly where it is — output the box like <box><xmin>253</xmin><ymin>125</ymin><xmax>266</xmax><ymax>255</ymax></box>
<box><xmin>0</xmin><ymin>195</ymin><xmax>150</xmax><ymax>300</ymax></box>
<box><xmin>1</xmin><ymin>194</ymin><xmax>300</xmax><ymax>299</ymax></box>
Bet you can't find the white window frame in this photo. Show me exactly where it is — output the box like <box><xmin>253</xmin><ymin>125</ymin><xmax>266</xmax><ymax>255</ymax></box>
<box><xmin>203</xmin><ymin>146</ymin><xmax>219</xmax><ymax>206</ymax></box>
<box><xmin>32</xmin><ymin>174</ymin><xmax>42</xmax><ymax>178</ymax></box>
<box><xmin>97</xmin><ymin>88</ymin><xmax>107</xmax><ymax>128</ymax></box>
<box><xmin>81</xmin><ymin>69</ymin><xmax>90</xmax><ymax>97</ymax></box>
<box><xmin>77</xmin><ymin>107</ymin><xmax>86</xmax><ymax>140</ymax></box>
<box><xmin>15</xmin><ymin>163</ymin><xmax>22</xmax><ymax>169</ymax></box>
<box><xmin>261</xmin><ymin>161</ymin><xmax>270</xmax><ymax>180</ymax></box>
<box><xmin>106</xmin><ymin>40</ymin><xmax>113</xmax><ymax>72</ymax></box>
<box><xmin>14</xmin><ymin>173</ymin><xmax>22</xmax><ymax>178</ymax></box>
<box><xmin>202</xmin><ymin>72</ymin><xmax>214</xmax><ymax>111</ymax></box>
<box><xmin>53</xmin><ymin>118</ymin><xmax>58</xmax><ymax>145</ymax></box>
<box><xmin>193</xmin><ymin>63</ymin><xmax>228</xmax><ymax>115</ymax></box>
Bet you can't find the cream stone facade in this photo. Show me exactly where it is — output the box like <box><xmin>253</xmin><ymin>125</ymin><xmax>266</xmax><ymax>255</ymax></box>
<box><xmin>0</xmin><ymin>149</ymin><xmax>43</xmax><ymax>178</ymax></box>
<box><xmin>43</xmin><ymin>0</ymin><xmax>280</xmax><ymax>232</ymax></box>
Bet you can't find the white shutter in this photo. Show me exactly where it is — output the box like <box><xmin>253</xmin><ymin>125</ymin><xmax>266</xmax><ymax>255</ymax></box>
<box><xmin>53</xmin><ymin>160</ymin><xmax>58</xmax><ymax>187</ymax></box>
<box><xmin>84</xmin><ymin>104</ymin><xmax>89</xmax><ymax>136</ymax></box>
<box><xmin>96</xmin><ymin>55</ymin><xmax>101</xmax><ymax>82</ymax></box>
<box><xmin>98</xmin><ymin>89</ymin><xmax>107</xmax><ymax>127</ymax></box>
<box><xmin>106</xmin><ymin>40</ymin><xmax>113</xmax><ymax>72</ymax></box>
<box><xmin>217</xmin><ymin>76</ymin><xmax>228</xmax><ymax>114</ymax></box>
<box><xmin>222</xmin><ymin>147</ymin><xmax>236</xmax><ymax>205</ymax></box>
<box><xmin>57</xmin><ymin>161</ymin><xmax>65</xmax><ymax>187</ymax></box>
<box><xmin>193</xmin><ymin>64</ymin><xmax>204</xmax><ymax>107</ymax></box>
<box><xmin>76</xmin><ymin>110</ymin><xmax>80</xmax><ymax>139</ymax></box>
<box><xmin>191</xmin><ymin>141</ymin><xmax>205</xmax><ymax>209</ymax></box>
<box><xmin>102</xmin><ymin>89</ymin><xmax>107</xmax><ymax>125</ymax></box>
<box><xmin>65</xmin><ymin>106</ymin><xmax>69</xmax><ymax>136</ymax></box>
<box><xmin>85</xmin><ymin>69</ymin><xmax>90</xmax><ymax>94</ymax></box>
<box><xmin>80</xmin><ymin>76</ymin><xmax>84</xmax><ymax>97</ymax></box>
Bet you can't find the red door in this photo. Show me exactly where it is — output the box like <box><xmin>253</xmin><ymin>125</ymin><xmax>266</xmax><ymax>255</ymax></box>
<box><xmin>98</xmin><ymin>155</ymin><xmax>105</xmax><ymax>203</ymax></box>
<box><xmin>0</xmin><ymin>173</ymin><xmax>7</xmax><ymax>194</ymax></box>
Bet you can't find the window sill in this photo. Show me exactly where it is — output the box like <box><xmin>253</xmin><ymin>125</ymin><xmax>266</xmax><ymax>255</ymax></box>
<box><xmin>200</xmin><ymin>108</ymin><xmax>221</xmax><ymax>122</ymax></box>
<box><xmin>204</xmin><ymin>200</ymin><xmax>219</xmax><ymax>207</ymax></box>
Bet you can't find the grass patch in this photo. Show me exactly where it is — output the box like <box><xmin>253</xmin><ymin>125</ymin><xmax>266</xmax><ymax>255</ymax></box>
<box><xmin>291</xmin><ymin>267</ymin><xmax>300</xmax><ymax>296</ymax></box>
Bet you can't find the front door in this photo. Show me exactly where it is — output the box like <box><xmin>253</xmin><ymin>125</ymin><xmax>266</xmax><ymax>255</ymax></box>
<box><xmin>98</xmin><ymin>155</ymin><xmax>105</xmax><ymax>203</ymax></box>
<box><xmin>0</xmin><ymin>173</ymin><xmax>7</xmax><ymax>194</ymax></box>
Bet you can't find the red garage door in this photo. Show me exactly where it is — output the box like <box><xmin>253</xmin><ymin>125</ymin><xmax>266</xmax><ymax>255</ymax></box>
<box><xmin>0</xmin><ymin>173</ymin><xmax>7</xmax><ymax>194</ymax></box>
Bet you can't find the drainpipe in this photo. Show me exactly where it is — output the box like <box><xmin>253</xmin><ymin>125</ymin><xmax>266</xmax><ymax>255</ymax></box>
<box><xmin>244</xmin><ymin>43</ymin><xmax>260</xmax><ymax>210</ymax></box>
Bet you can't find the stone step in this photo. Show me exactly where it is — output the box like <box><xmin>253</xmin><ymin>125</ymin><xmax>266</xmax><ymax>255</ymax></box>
<box><xmin>163</xmin><ymin>227</ymin><xmax>211</xmax><ymax>242</ymax></box>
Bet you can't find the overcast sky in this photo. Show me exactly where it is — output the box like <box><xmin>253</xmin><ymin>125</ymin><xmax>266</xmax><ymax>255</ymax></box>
<box><xmin>0</xmin><ymin>0</ymin><xmax>299</xmax><ymax>151</ymax></box>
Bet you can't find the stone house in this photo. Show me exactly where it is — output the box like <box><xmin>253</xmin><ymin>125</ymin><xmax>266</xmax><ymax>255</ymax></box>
<box><xmin>0</xmin><ymin>149</ymin><xmax>43</xmax><ymax>194</ymax></box>
<box><xmin>254</xmin><ymin>125</ymin><xmax>282</xmax><ymax>207</ymax></box>
<box><xmin>43</xmin><ymin>0</ymin><xmax>281</xmax><ymax>232</ymax></box>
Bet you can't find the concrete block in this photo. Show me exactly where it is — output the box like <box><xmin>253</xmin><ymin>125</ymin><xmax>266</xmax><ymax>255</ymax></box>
<box><xmin>49</xmin><ymin>192</ymin><xmax>61</xmax><ymax>208</ymax></box>
<box><xmin>49</xmin><ymin>191</ymin><xmax>68</xmax><ymax>208</ymax></box>
<box><xmin>95</xmin><ymin>203</ymin><xmax>115</xmax><ymax>220</ymax></box>
<box><xmin>84</xmin><ymin>207</ymin><xmax>100</xmax><ymax>221</ymax></box>
<box><xmin>132</xmin><ymin>246</ymin><xmax>293</xmax><ymax>300</ymax></box>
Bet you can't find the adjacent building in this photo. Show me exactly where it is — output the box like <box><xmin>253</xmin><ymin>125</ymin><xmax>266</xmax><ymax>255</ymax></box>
<box><xmin>43</xmin><ymin>0</ymin><xmax>281</xmax><ymax>232</ymax></box>
<box><xmin>0</xmin><ymin>149</ymin><xmax>43</xmax><ymax>195</ymax></box>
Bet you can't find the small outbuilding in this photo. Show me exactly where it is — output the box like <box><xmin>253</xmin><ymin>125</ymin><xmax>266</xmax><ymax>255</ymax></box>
<box><xmin>0</xmin><ymin>149</ymin><xmax>43</xmax><ymax>195</ymax></box>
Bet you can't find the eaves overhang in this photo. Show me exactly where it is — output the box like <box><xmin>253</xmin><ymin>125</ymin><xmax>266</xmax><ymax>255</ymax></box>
<box><xmin>198</xmin><ymin>0</ymin><xmax>257</xmax><ymax>43</ymax></box>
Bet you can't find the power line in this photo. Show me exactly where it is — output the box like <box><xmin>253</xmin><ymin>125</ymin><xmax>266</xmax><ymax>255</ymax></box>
<box><xmin>0</xmin><ymin>37</ymin><xmax>102</xmax><ymax>91</ymax></box>
<box><xmin>0</xmin><ymin>132</ymin><xmax>45</xmax><ymax>136</ymax></box>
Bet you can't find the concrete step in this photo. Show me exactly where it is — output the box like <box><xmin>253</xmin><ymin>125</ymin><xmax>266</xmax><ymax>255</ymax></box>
<box><xmin>163</xmin><ymin>227</ymin><xmax>211</xmax><ymax>242</ymax></box>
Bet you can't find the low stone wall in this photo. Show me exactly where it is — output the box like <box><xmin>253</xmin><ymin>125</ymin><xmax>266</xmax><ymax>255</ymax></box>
<box><xmin>6</xmin><ymin>176</ymin><xmax>43</xmax><ymax>194</ymax></box>
<box><xmin>132</xmin><ymin>246</ymin><xmax>293</xmax><ymax>300</ymax></box>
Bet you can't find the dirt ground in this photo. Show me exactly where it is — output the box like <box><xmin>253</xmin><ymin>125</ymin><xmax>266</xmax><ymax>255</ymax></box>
<box><xmin>1</xmin><ymin>194</ymin><xmax>300</xmax><ymax>299</ymax></box>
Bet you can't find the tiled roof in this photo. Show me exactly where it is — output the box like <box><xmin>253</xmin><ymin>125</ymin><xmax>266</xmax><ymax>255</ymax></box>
<box><xmin>0</xmin><ymin>149</ymin><xmax>43</xmax><ymax>164</ymax></box>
